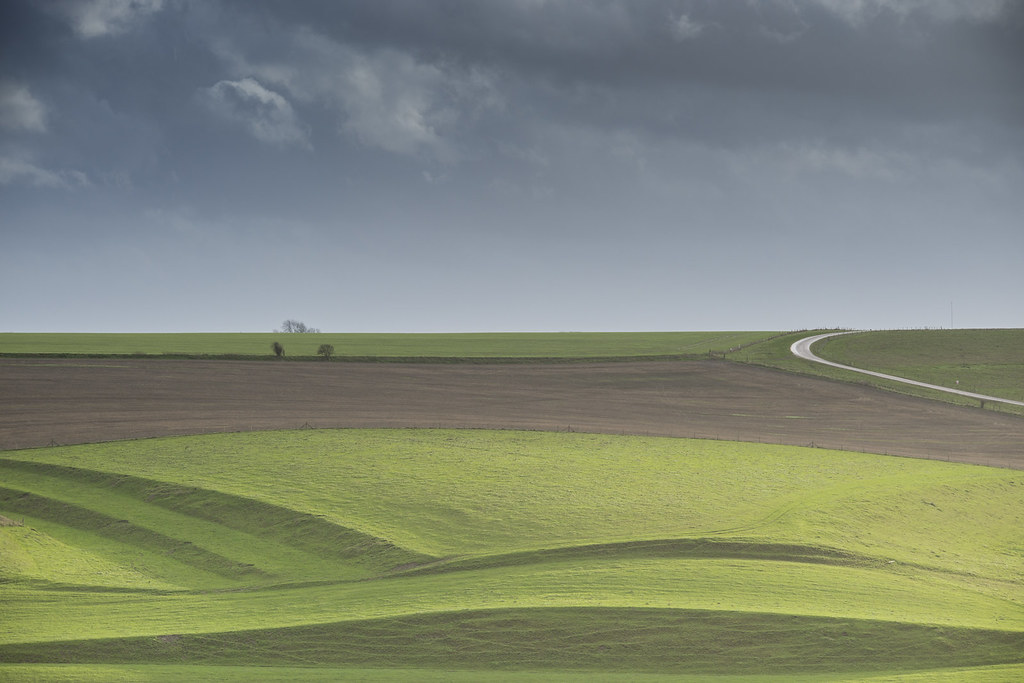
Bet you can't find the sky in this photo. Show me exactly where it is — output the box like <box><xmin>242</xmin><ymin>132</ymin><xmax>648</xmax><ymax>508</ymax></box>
<box><xmin>2</xmin><ymin>0</ymin><xmax>1022</xmax><ymax>333</ymax></box>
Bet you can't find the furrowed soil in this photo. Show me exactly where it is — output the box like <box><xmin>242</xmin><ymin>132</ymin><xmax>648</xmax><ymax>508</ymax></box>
<box><xmin>2</xmin><ymin>358</ymin><xmax>1023</xmax><ymax>468</ymax></box>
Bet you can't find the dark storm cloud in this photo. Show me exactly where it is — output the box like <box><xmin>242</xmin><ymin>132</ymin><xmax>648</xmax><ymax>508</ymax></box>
<box><xmin>0</xmin><ymin>1</ymin><xmax>66</xmax><ymax>78</ymax></box>
<box><xmin>233</xmin><ymin>0</ymin><xmax>1023</xmax><ymax>136</ymax></box>
<box><xmin>6</xmin><ymin>0</ymin><xmax>1021</xmax><ymax>175</ymax></box>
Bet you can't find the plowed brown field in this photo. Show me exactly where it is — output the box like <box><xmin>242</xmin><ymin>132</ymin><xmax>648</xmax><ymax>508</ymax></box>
<box><xmin>2</xmin><ymin>358</ymin><xmax>1022</xmax><ymax>468</ymax></box>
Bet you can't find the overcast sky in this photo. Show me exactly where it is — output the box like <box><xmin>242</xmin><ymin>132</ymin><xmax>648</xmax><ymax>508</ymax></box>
<box><xmin>2</xmin><ymin>0</ymin><xmax>1022</xmax><ymax>333</ymax></box>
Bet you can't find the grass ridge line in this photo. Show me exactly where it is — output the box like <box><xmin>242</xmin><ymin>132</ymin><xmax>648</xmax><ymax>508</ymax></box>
<box><xmin>2</xmin><ymin>606</ymin><xmax>1022</xmax><ymax>673</ymax></box>
<box><xmin>396</xmin><ymin>538</ymin><xmax>887</xmax><ymax>577</ymax></box>
<box><xmin>0</xmin><ymin>485</ymin><xmax>268</xmax><ymax>581</ymax></box>
<box><xmin>0</xmin><ymin>458</ymin><xmax>435</xmax><ymax>571</ymax></box>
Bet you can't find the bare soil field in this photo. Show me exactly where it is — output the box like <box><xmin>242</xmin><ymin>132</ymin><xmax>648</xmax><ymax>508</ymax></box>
<box><xmin>1</xmin><ymin>358</ymin><xmax>1022</xmax><ymax>468</ymax></box>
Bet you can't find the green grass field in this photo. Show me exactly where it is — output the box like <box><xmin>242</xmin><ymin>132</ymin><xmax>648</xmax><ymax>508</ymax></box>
<box><xmin>2</xmin><ymin>429</ymin><xmax>1022</xmax><ymax>680</ymax></box>
<box><xmin>812</xmin><ymin>329</ymin><xmax>1024</xmax><ymax>403</ymax></box>
<box><xmin>741</xmin><ymin>329</ymin><xmax>1024</xmax><ymax>415</ymax></box>
<box><xmin>0</xmin><ymin>331</ymin><xmax>778</xmax><ymax>359</ymax></box>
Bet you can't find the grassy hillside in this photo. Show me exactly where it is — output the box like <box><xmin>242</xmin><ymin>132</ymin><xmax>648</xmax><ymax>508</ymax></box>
<box><xmin>814</xmin><ymin>329</ymin><xmax>1024</xmax><ymax>403</ymax></box>
<box><xmin>2</xmin><ymin>429</ymin><xmax>1022</xmax><ymax>680</ymax></box>
<box><xmin>740</xmin><ymin>329</ymin><xmax>1024</xmax><ymax>414</ymax></box>
<box><xmin>0</xmin><ymin>331</ymin><xmax>778</xmax><ymax>359</ymax></box>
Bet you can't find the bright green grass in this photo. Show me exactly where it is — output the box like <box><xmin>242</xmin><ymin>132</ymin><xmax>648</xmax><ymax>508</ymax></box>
<box><xmin>1</xmin><ymin>429</ymin><xmax>1022</xmax><ymax>679</ymax></box>
<box><xmin>0</xmin><ymin>524</ymin><xmax>179</xmax><ymax>590</ymax></box>
<box><xmin>0</xmin><ymin>460</ymin><xmax>429</xmax><ymax>589</ymax></box>
<box><xmin>6</xmin><ymin>429</ymin><xmax>1020</xmax><ymax>572</ymax></box>
<box><xmin>0</xmin><ymin>331</ymin><xmax>777</xmax><ymax>359</ymax></box>
<box><xmin>8</xmin><ymin>664</ymin><xmax>1023</xmax><ymax>683</ymax></box>
<box><xmin>5</xmin><ymin>553</ymin><xmax>1023</xmax><ymax>640</ymax></box>
<box><xmin>814</xmin><ymin>329</ymin><xmax>1024</xmax><ymax>402</ymax></box>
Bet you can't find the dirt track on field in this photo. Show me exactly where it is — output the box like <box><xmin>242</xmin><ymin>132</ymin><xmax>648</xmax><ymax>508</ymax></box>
<box><xmin>1</xmin><ymin>358</ymin><xmax>1023</xmax><ymax>468</ymax></box>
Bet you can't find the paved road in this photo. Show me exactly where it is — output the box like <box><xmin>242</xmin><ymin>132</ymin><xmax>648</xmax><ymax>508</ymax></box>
<box><xmin>791</xmin><ymin>331</ymin><xmax>1024</xmax><ymax>408</ymax></box>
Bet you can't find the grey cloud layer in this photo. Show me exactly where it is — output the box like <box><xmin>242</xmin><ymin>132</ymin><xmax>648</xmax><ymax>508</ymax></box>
<box><xmin>1</xmin><ymin>0</ymin><xmax>1022</xmax><ymax>331</ymax></box>
<box><xmin>6</xmin><ymin>1</ymin><xmax>1021</xmax><ymax>171</ymax></box>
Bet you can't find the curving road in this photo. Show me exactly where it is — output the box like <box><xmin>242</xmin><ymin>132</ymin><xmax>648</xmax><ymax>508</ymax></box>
<box><xmin>791</xmin><ymin>331</ymin><xmax>1024</xmax><ymax>408</ymax></box>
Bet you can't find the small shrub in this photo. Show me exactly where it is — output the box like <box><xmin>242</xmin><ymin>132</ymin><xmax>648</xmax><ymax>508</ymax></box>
<box><xmin>317</xmin><ymin>344</ymin><xmax>335</xmax><ymax>361</ymax></box>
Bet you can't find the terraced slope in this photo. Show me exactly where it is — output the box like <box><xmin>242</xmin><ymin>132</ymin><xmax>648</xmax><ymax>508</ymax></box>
<box><xmin>0</xmin><ymin>460</ymin><xmax>431</xmax><ymax>590</ymax></box>
<box><xmin>2</xmin><ymin>429</ymin><xmax>1023</xmax><ymax>680</ymax></box>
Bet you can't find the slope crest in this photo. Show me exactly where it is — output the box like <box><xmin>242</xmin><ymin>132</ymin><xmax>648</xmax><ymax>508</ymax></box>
<box><xmin>2</xmin><ymin>607</ymin><xmax>1022</xmax><ymax>675</ymax></box>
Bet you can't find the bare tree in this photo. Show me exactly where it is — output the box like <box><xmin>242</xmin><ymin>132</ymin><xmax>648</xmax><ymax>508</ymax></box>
<box><xmin>279</xmin><ymin>319</ymin><xmax>320</xmax><ymax>333</ymax></box>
